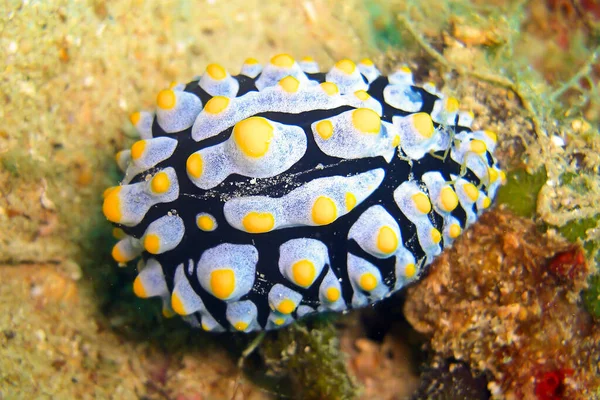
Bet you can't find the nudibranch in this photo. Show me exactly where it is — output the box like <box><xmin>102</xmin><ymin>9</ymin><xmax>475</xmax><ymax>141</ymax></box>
<box><xmin>103</xmin><ymin>54</ymin><xmax>504</xmax><ymax>332</ymax></box>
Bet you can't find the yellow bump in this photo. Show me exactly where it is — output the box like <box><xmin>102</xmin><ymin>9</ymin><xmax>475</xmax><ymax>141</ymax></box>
<box><xmin>325</xmin><ymin>287</ymin><xmax>340</xmax><ymax>302</ymax></box>
<box><xmin>449</xmin><ymin>223</ymin><xmax>462</xmax><ymax>239</ymax></box>
<box><xmin>206</xmin><ymin>63</ymin><xmax>227</xmax><ymax>80</ymax></box>
<box><xmin>291</xmin><ymin>259</ymin><xmax>316</xmax><ymax>287</ymax></box>
<box><xmin>302</xmin><ymin>56</ymin><xmax>314</xmax><ymax>62</ymax></box>
<box><xmin>335</xmin><ymin>59</ymin><xmax>356</xmax><ymax>74</ymax></box>
<box><xmin>273</xmin><ymin>318</ymin><xmax>285</xmax><ymax>326</ymax></box>
<box><xmin>440</xmin><ymin>187</ymin><xmax>458</xmax><ymax>212</ymax></box>
<box><xmin>354</xmin><ymin>90</ymin><xmax>370</xmax><ymax>101</ymax></box>
<box><xmin>482</xmin><ymin>196</ymin><xmax>491</xmax><ymax>209</ymax></box>
<box><xmin>201</xmin><ymin>322</ymin><xmax>211</xmax><ymax>331</ymax></box>
<box><xmin>197</xmin><ymin>215</ymin><xmax>215</xmax><ymax>231</ymax></box>
<box><xmin>168</xmin><ymin>81</ymin><xmax>178</xmax><ymax>89</ymax></box>
<box><xmin>399</xmin><ymin>65</ymin><xmax>412</xmax><ymax>73</ymax></box>
<box><xmin>143</xmin><ymin>234</ymin><xmax>160</xmax><ymax>254</ymax></box>
<box><xmin>431</xmin><ymin>228</ymin><xmax>442</xmax><ymax>243</ymax></box>
<box><xmin>151</xmin><ymin>172</ymin><xmax>170</xmax><ymax>194</ymax></box>
<box><xmin>412</xmin><ymin>192</ymin><xmax>431</xmax><ymax>214</ymax></box>
<box><xmin>320</xmin><ymin>81</ymin><xmax>339</xmax><ymax>95</ymax></box>
<box><xmin>445</xmin><ymin>97</ymin><xmax>459</xmax><ymax>113</ymax></box>
<box><xmin>279</xmin><ymin>75</ymin><xmax>300</xmax><ymax>93</ymax></box>
<box><xmin>392</xmin><ymin>135</ymin><xmax>400</xmax><ymax>147</ymax></box>
<box><xmin>270</xmin><ymin>53</ymin><xmax>295</xmax><ymax>68</ymax></box>
<box><xmin>210</xmin><ymin>269</ymin><xmax>235</xmax><ymax>300</ymax></box>
<box><xmin>377</xmin><ymin>226</ymin><xmax>398</xmax><ymax>254</ymax></box>
<box><xmin>244</xmin><ymin>57</ymin><xmax>259</xmax><ymax>65</ymax></box>
<box><xmin>316</xmin><ymin>120</ymin><xmax>333</xmax><ymax>140</ymax></box>
<box><xmin>463</xmin><ymin>183</ymin><xmax>479</xmax><ymax>201</ymax></box>
<box><xmin>133</xmin><ymin>276</ymin><xmax>147</xmax><ymax>298</ymax></box>
<box><xmin>470</xmin><ymin>139</ymin><xmax>487</xmax><ymax>155</ymax></box>
<box><xmin>103</xmin><ymin>186</ymin><xmax>118</xmax><ymax>199</ymax></box>
<box><xmin>162</xmin><ymin>307</ymin><xmax>175</xmax><ymax>318</ymax></box>
<box><xmin>171</xmin><ymin>292</ymin><xmax>186</xmax><ymax>315</ymax></box>
<box><xmin>234</xmin><ymin>321</ymin><xmax>249</xmax><ymax>331</ymax></box>
<box><xmin>499</xmin><ymin>170</ymin><xmax>507</xmax><ymax>184</ymax></box>
<box><xmin>156</xmin><ymin>89</ymin><xmax>176</xmax><ymax>110</ymax></box>
<box><xmin>412</xmin><ymin>113</ymin><xmax>434</xmax><ymax>138</ymax></box>
<box><xmin>404</xmin><ymin>263</ymin><xmax>416</xmax><ymax>278</ymax></box>
<box><xmin>242</xmin><ymin>212</ymin><xmax>275</xmax><ymax>233</ymax></box>
<box><xmin>130</xmin><ymin>140</ymin><xmax>146</xmax><ymax>160</ymax></box>
<box><xmin>233</xmin><ymin>116</ymin><xmax>274</xmax><ymax>158</ymax></box>
<box><xmin>484</xmin><ymin>130</ymin><xmax>498</xmax><ymax>142</ymax></box>
<box><xmin>186</xmin><ymin>153</ymin><xmax>204</xmax><ymax>179</ymax></box>
<box><xmin>488</xmin><ymin>168</ymin><xmax>499</xmax><ymax>183</ymax></box>
<box><xmin>359</xmin><ymin>272</ymin><xmax>377</xmax><ymax>291</ymax></box>
<box><xmin>352</xmin><ymin>108</ymin><xmax>381</xmax><ymax>134</ymax></box>
<box><xmin>112</xmin><ymin>228</ymin><xmax>125</xmax><ymax>239</ymax></box>
<box><xmin>115</xmin><ymin>150</ymin><xmax>125</xmax><ymax>164</ymax></box>
<box><xmin>102</xmin><ymin>187</ymin><xmax>122</xmax><ymax>222</ymax></box>
<box><xmin>129</xmin><ymin>111</ymin><xmax>141</xmax><ymax>125</ymax></box>
<box><xmin>345</xmin><ymin>192</ymin><xmax>357</xmax><ymax>211</ymax></box>
<box><xmin>111</xmin><ymin>244</ymin><xmax>128</xmax><ymax>263</ymax></box>
<box><xmin>277</xmin><ymin>299</ymin><xmax>296</xmax><ymax>314</ymax></box>
<box><xmin>360</xmin><ymin>58</ymin><xmax>374</xmax><ymax>66</ymax></box>
<box><xmin>204</xmin><ymin>96</ymin><xmax>230</xmax><ymax>114</ymax></box>
<box><xmin>312</xmin><ymin>196</ymin><xmax>337</xmax><ymax>225</ymax></box>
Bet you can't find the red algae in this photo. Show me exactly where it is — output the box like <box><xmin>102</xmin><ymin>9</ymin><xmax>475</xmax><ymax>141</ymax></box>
<box><xmin>404</xmin><ymin>209</ymin><xmax>599</xmax><ymax>399</ymax></box>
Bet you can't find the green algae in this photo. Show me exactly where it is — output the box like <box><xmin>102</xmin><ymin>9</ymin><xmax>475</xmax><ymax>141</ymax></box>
<box><xmin>260</xmin><ymin>321</ymin><xmax>359</xmax><ymax>400</ymax></box>
<box><xmin>496</xmin><ymin>167</ymin><xmax>547</xmax><ymax>219</ymax></box>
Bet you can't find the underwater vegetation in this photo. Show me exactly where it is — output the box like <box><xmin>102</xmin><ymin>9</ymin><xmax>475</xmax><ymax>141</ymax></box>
<box><xmin>1</xmin><ymin>0</ymin><xmax>599</xmax><ymax>398</ymax></box>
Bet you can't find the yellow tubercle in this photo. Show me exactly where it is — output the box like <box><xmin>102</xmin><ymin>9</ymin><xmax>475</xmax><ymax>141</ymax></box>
<box><xmin>377</xmin><ymin>226</ymin><xmax>398</xmax><ymax>254</ymax></box>
<box><xmin>359</xmin><ymin>272</ymin><xmax>377</xmax><ymax>291</ymax></box>
<box><xmin>354</xmin><ymin>90</ymin><xmax>370</xmax><ymax>101</ymax></box>
<box><xmin>242</xmin><ymin>212</ymin><xmax>275</xmax><ymax>233</ymax></box>
<box><xmin>133</xmin><ymin>276</ymin><xmax>147</xmax><ymax>298</ymax></box>
<box><xmin>335</xmin><ymin>59</ymin><xmax>356</xmax><ymax>74</ymax></box>
<box><xmin>273</xmin><ymin>318</ymin><xmax>285</xmax><ymax>326</ymax></box>
<box><xmin>129</xmin><ymin>111</ymin><xmax>141</xmax><ymax>125</ymax></box>
<box><xmin>210</xmin><ymin>269</ymin><xmax>236</xmax><ymax>300</ymax></box>
<box><xmin>449</xmin><ymin>223</ymin><xmax>462</xmax><ymax>239</ymax></box>
<box><xmin>279</xmin><ymin>75</ymin><xmax>300</xmax><ymax>93</ymax></box>
<box><xmin>301</xmin><ymin>56</ymin><xmax>314</xmax><ymax>62</ymax></box>
<box><xmin>171</xmin><ymin>292</ymin><xmax>187</xmax><ymax>315</ymax></box>
<box><xmin>320</xmin><ymin>82</ymin><xmax>339</xmax><ymax>95</ymax></box>
<box><xmin>412</xmin><ymin>113</ymin><xmax>434</xmax><ymax>138</ymax></box>
<box><xmin>312</xmin><ymin>196</ymin><xmax>337</xmax><ymax>225</ymax></box>
<box><xmin>102</xmin><ymin>187</ymin><xmax>122</xmax><ymax>223</ymax></box>
<box><xmin>445</xmin><ymin>97</ymin><xmax>459</xmax><ymax>113</ymax></box>
<box><xmin>277</xmin><ymin>299</ymin><xmax>296</xmax><ymax>314</ymax></box>
<box><xmin>431</xmin><ymin>228</ymin><xmax>442</xmax><ymax>244</ymax></box>
<box><xmin>325</xmin><ymin>287</ymin><xmax>340</xmax><ymax>302</ymax></box>
<box><xmin>412</xmin><ymin>192</ymin><xmax>432</xmax><ymax>214</ymax></box>
<box><xmin>233</xmin><ymin>117</ymin><xmax>274</xmax><ymax>158</ymax></box>
<box><xmin>392</xmin><ymin>135</ymin><xmax>400</xmax><ymax>147</ymax></box>
<box><xmin>234</xmin><ymin>321</ymin><xmax>249</xmax><ymax>331</ymax></box>
<box><xmin>404</xmin><ymin>263</ymin><xmax>416</xmax><ymax>278</ymax></box>
<box><xmin>186</xmin><ymin>153</ymin><xmax>204</xmax><ymax>179</ymax></box>
<box><xmin>204</xmin><ymin>96</ymin><xmax>230</xmax><ymax>114</ymax></box>
<box><xmin>291</xmin><ymin>259</ymin><xmax>316</xmax><ymax>287</ymax></box>
<box><xmin>440</xmin><ymin>187</ymin><xmax>458</xmax><ymax>212</ymax></box>
<box><xmin>143</xmin><ymin>234</ymin><xmax>161</xmax><ymax>254</ymax></box>
<box><xmin>463</xmin><ymin>183</ymin><xmax>479</xmax><ymax>202</ymax></box>
<box><xmin>150</xmin><ymin>172</ymin><xmax>170</xmax><ymax>194</ymax></box>
<box><xmin>130</xmin><ymin>140</ymin><xmax>146</xmax><ymax>160</ymax></box>
<box><xmin>156</xmin><ymin>89</ymin><xmax>176</xmax><ymax>110</ymax></box>
<box><xmin>206</xmin><ymin>63</ymin><xmax>227</xmax><ymax>80</ymax></box>
<box><xmin>244</xmin><ymin>57</ymin><xmax>259</xmax><ymax>65</ymax></box>
<box><xmin>345</xmin><ymin>192</ymin><xmax>357</xmax><ymax>211</ymax></box>
<box><xmin>270</xmin><ymin>53</ymin><xmax>295</xmax><ymax>68</ymax></box>
<box><xmin>197</xmin><ymin>215</ymin><xmax>215</xmax><ymax>231</ymax></box>
<box><xmin>352</xmin><ymin>108</ymin><xmax>381</xmax><ymax>134</ymax></box>
<box><xmin>111</xmin><ymin>244</ymin><xmax>128</xmax><ymax>263</ymax></box>
<box><xmin>470</xmin><ymin>139</ymin><xmax>487</xmax><ymax>155</ymax></box>
<box><xmin>360</xmin><ymin>58</ymin><xmax>374</xmax><ymax>66</ymax></box>
<box><xmin>316</xmin><ymin>120</ymin><xmax>333</xmax><ymax>140</ymax></box>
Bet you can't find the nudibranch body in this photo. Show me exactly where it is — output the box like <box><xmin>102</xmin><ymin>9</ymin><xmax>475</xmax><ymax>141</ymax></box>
<box><xmin>103</xmin><ymin>54</ymin><xmax>504</xmax><ymax>332</ymax></box>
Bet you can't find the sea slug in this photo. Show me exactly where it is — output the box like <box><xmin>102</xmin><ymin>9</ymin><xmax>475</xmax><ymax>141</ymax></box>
<box><xmin>102</xmin><ymin>54</ymin><xmax>504</xmax><ymax>332</ymax></box>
